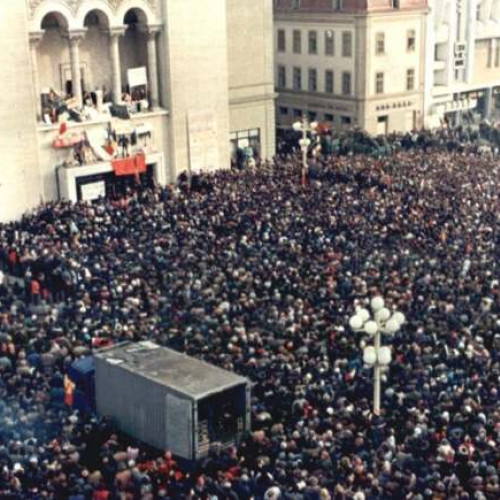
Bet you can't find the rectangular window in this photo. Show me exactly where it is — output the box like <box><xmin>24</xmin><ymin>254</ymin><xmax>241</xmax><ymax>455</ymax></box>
<box><xmin>376</xmin><ymin>33</ymin><xmax>385</xmax><ymax>55</ymax></box>
<box><xmin>308</xmin><ymin>30</ymin><xmax>318</xmax><ymax>54</ymax></box>
<box><xmin>342</xmin><ymin>32</ymin><xmax>352</xmax><ymax>57</ymax></box>
<box><xmin>230</xmin><ymin>129</ymin><xmax>261</xmax><ymax>157</ymax></box>
<box><xmin>308</xmin><ymin>68</ymin><xmax>317</xmax><ymax>92</ymax></box>
<box><xmin>278</xmin><ymin>65</ymin><xmax>287</xmax><ymax>88</ymax></box>
<box><xmin>324</xmin><ymin>113</ymin><xmax>334</xmax><ymax>122</ymax></box>
<box><xmin>406</xmin><ymin>68</ymin><xmax>415</xmax><ymax>91</ymax></box>
<box><xmin>293</xmin><ymin>108</ymin><xmax>302</xmax><ymax>118</ymax></box>
<box><xmin>293</xmin><ymin>67</ymin><xmax>302</xmax><ymax>91</ymax></box>
<box><xmin>325</xmin><ymin>30</ymin><xmax>334</xmax><ymax>56</ymax></box>
<box><xmin>277</xmin><ymin>29</ymin><xmax>286</xmax><ymax>52</ymax></box>
<box><xmin>407</xmin><ymin>30</ymin><xmax>416</xmax><ymax>52</ymax></box>
<box><xmin>341</xmin><ymin>115</ymin><xmax>352</xmax><ymax>125</ymax></box>
<box><xmin>342</xmin><ymin>71</ymin><xmax>352</xmax><ymax>95</ymax></box>
<box><xmin>293</xmin><ymin>30</ymin><xmax>302</xmax><ymax>54</ymax></box>
<box><xmin>279</xmin><ymin>106</ymin><xmax>289</xmax><ymax>115</ymax></box>
<box><xmin>308</xmin><ymin>111</ymin><xmax>317</xmax><ymax>122</ymax></box>
<box><xmin>325</xmin><ymin>70</ymin><xmax>334</xmax><ymax>93</ymax></box>
<box><xmin>376</xmin><ymin>72</ymin><xmax>384</xmax><ymax>94</ymax></box>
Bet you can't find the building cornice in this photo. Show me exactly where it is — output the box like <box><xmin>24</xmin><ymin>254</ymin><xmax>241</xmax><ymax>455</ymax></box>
<box><xmin>229</xmin><ymin>92</ymin><xmax>278</xmax><ymax>106</ymax></box>
<box><xmin>28</xmin><ymin>0</ymin><xmax>158</xmax><ymax>19</ymax></box>
<box><xmin>275</xmin><ymin>8</ymin><xmax>428</xmax><ymax>23</ymax></box>
<box><xmin>278</xmin><ymin>89</ymin><xmax>358</xmax><ymax>103</ymax></box>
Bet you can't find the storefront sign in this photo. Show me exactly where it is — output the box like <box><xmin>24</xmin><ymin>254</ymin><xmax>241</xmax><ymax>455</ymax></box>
<box><xmin>307</xmin><ymin>101</ymin><xmax>352</xmax><ymax>112</ymax></box>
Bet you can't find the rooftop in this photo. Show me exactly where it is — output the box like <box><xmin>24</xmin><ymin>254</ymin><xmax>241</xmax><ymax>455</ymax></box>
<box><xmin>274</xmin><ymin>0</ymin><xmax>427</xmax><ymax>13</ymax></box>
<box><xmin>95</xmin><ymin>341</ymin><xmax>248</xmax><ymax>400</ymax></box>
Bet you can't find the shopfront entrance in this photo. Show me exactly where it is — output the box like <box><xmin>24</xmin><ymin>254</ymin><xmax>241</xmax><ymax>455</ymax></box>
<box><xmin>57</xmin><ymin>152</ymin><xmax>165</xmax><ymax>202</ymax></box>
<box><xmin>74</xmin><ymin>164</ymin><xmax>155</xmax><ymax>202</ymax></box>
<box><xmin>377</xmin><ymin>116</ymin><xmax>388</xmax><ymax>135</ymax></box>
<box><xmin>230</xmin><ymin>129</ymin><xmax>261</xmax><ymax>167</ymax></box>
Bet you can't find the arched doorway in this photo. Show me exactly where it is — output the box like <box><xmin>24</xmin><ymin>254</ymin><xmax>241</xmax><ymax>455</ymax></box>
<box><xmin>82</xmin><ymin>10</ymin><xmax>112</xmax><ymax>102</ymax></box>
<box><xmin>121</xmin><ymin>8</ymin><xmax>148</xmax><ymax>102</ymax></box>
<box><xmin>38</xmin><ymin>12</ymin><xmax>70</xmax><ymax>96</ymax></box>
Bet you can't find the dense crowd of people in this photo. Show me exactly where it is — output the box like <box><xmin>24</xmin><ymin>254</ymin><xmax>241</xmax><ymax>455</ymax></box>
<box><xmin>276</xmin><ymin>122</ymin><xmax>500</xmax><ymax>159</ymax></box>
<box><xmin>1</xmin><ymin>137</ymin><xmax>500</xmax><ymax>499</ymax></box>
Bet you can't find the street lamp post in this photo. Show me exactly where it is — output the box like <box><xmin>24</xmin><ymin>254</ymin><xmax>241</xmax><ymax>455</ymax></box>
<box><xmin>293</xmin><ymin>115</ymin><xmax>318</xmax><ymax>185</ymax></box>
<box><xmin>349</xmin><ymin>296</ymin><xmax>405</xmax><ymax>415</ymax></box>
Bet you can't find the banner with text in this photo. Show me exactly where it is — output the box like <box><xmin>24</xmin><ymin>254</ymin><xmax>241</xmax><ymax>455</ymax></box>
<box><xmin>187</xmin><ymin>110</ymin><xmax>219</xmax><ymax>173</ymax></box>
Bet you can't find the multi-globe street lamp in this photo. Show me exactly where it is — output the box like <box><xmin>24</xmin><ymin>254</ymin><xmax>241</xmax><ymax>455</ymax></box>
<box><xmin>349</xmin><ymin>296</ymin><xmax>405</xmax><ymax>415</ymax></box>
<box><xmin>293</xmin><ymin>115</ymin><xmax>318</xmax><ymax>184</ymax></box>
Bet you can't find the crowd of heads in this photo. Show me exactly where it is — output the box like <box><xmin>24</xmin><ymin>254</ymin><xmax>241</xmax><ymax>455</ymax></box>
<box><xmin>1</xmin><ymin>135</ymin><xmax>500</xmax><ymax>499</ymax></box>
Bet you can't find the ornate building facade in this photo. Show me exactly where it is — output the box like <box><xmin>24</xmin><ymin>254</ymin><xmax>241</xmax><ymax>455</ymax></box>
<box><xmin>424</xmin><ymin>0</ymin><xmax>500</xmax><ymax>127</ymax></box>
<box><xmin>274</xmin><ymin>0</ymin><xmax>428</xmax><ymax>135</ymax></box>
<box><xmin>0</xmin><ymin>0</ymin><xmax>276</xmax><ymax>222</ymax></box>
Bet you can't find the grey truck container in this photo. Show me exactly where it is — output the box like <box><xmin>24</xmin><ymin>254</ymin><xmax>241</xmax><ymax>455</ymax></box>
<box><xmin>94</xmin><ymin>341</ymin><xmax>251</xmax><ymax>461</ymax></box>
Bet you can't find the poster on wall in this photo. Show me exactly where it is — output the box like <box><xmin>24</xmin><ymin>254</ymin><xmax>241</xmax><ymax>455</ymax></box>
<box><xmin>187</xmin><ymin>110</ymin><xmax>219</xmax><ymax>173</ymax></box>
<box><xmin>127</xmin><ymin>67</ymin><xmax>148</xmax><ymax>103</ymax></box>
<box><xmin>80</xmin><ymin>181</ymin><xmax>106</xmax><ymax>202</ymax></box>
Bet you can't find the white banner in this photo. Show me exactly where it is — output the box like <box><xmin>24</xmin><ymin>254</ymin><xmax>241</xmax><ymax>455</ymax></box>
<box><xmin>187</xmin><ymin>110</ymin><xmax>219</xmax><ymax>173</ymax></box>
<box><xmin>80</xmin><ymin>181</ymin><xmax>106</xmax><ymax>202</ymax></box>
<box><xmin>127</xmin><ymin>67</ymin><xmax>148</xmax><ymax>88</ymax></box>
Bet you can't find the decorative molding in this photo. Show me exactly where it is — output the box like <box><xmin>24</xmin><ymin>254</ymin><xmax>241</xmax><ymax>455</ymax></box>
<box><xmin>107</xmin><ymin>25</ymin><xmax>127</xmax><ymax>37</ymax></box>
<box><xmin>29</xmin><ymin>30</ymin><xmax>46</xmax><ymax>46</ymax></box>
<box><xmin>139</xmin><ymin>22</ymin><xmax>163</xmax><ymax>36</ymax></box>
<box><xmin>63</xmin><ymin>28</ymin><xmax>88</xmax><ymax>41</ymax></box>
<box><xmin>28</xmin><ymin>0</ymin><xmax>157</xmax><ymax>19</ymax></box>
<box><xmin>29</xmin><ymin>0</ymin><xmax>46</xmax><ymax>18</ymax></box>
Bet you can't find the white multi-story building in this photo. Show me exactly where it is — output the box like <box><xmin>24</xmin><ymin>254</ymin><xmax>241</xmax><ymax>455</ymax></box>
<box><xmin>425</xmin><ymin>0</ymin><xmax>500</xmax><ymax>127</ymax></box>
<box><xmin>0</xmin><ymin>0</ymin><xmax>275</xmax><ymax>222</ymax></box>
<box><xmin>274</xmin><ymin>0</ymin><xmax>428</xmax><ymax>135</ymax></box>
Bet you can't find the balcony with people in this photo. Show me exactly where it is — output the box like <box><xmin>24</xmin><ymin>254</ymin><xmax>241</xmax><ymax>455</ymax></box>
<box><xmin>29</xmin><ymin>1</ymin><xmax>164</xmax><ymax>125</ymax></box>
<box><xmin>28</xmin><ymin>1</ymin><xmax>169</xmax><ymax>197</ymax></box>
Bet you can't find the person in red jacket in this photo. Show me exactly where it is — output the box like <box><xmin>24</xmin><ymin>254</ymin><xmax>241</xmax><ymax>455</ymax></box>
<box><xmin>93</xmin><ymin>487</ymin><xmax>110</xmax><ymax>500</ymax></box>
<box><xmin>8</xmin><ymin>248</ymin><xmax>18</xmax><ymax>274</ymax></box>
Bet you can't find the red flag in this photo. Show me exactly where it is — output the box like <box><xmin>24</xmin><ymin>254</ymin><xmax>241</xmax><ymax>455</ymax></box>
<box><xmin>112</xmin><ymin>154</ymin><xmax>147</xmax><ymax>177</ymax></box>
<box><xmin>64</xmin><ymin>375</ymin><xmax>76</xmax><ymax>406</ymax></box>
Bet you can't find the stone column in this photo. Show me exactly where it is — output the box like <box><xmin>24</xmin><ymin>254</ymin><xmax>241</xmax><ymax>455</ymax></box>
<box><xmin>29</xmin><ymin>31</ymin><xmax>44</xmax><ymax>120</ymax></box>
<box><xmin>482</xmin><ymin>0</ymin><xmax>494</xmax><ymax>20</ymax></box>
<box><xmin>143</xmin><ymin>24</ymin><xmax>162</xmax><ymax>109</ymax></box>
<box><xmin>446</xmin><ymin>2</ymin><xmax>457</xmax><ymax>87</ymax></box>
<box><xmin>490</xmin><ymin>39</ymin><xmax>497</xmax><ymax>68</ymax></box>
<box><xmin>465</xmin><ymin>0</ymin><xmax>477</xmax><ymax>83</ymax></box>
<box><xmin>65</xmin><ymin>29</ymin><xmax>86</xmax><ymax>108</ymax></box>
<box><xmin>493</xmin><ymin>0</ymin><xmax>500</xmax><ymax>20</ymax></box>
<box><xmin>109</xmin><ymin>26</ymin><xmax>126</xmax><ymax>103</ymax></box>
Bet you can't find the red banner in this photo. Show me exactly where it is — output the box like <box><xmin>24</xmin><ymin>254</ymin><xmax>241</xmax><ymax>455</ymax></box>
<box><xmin>112</xmin><ymin>153</ymin><xmax>147</xmax><ymax>177</ymax></box>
